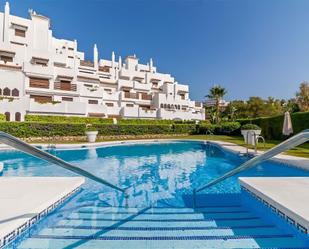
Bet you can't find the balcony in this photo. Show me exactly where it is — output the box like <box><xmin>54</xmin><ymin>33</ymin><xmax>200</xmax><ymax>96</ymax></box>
<box><xmin>54</xmin><ymin>82</ymin><xmax>77</xmax><ymax>92</ymax></box>
<box><xmin>141</xmin><ymin>93</ymin><xmax>152</xmax><ymax>101</ymax></box>
<box><xmin>176</xmin><ymin>84</ymin><xmax>189</xmax><ymax>93</ymax></box>
<box><xmin>118</xmin><ymin>79</ymin><xmax>133</xmax><ymax>89</ymax></box>
<box><xmin>24</xmin><ymin>62</ymin><xmax>53</xmax><ymax>77</ymax></box>
<box><xmin>28</xmin><ymin>99</ymin><xmax>87</xmax><ymax>115</ymax></box>
<box><xmin>120</xmin><ymin>106</ymin><xmax>139</xmax><ymax>118</ymax></box>
<box><xmin>157</xmin><ymin>108</ymin><xmax>205</xmax><ymax>121</ymax></box>
<box><xmin>124</xmin><ymin>92</ymin><xmax>139</xmax><ymax>99</ymax></box>
<box><xmin>0</xmin><ymin>61</ymin><xmax>22</xmax><ymax>71</ymax></box>
<box><xmin>54</xmin><ymin>66</ymin><xmax>75</xmax><ymax>79</ymax></box>
<box><xmin>80</xmin><ymin>60</ymin><xmax>94</xmax><ymax>67</ymax></box>
<box><xmin>103</xmin><ymin>91</ymin><xmax>119</xmax><ymax>101</ymax></box>
<box><xmin>138</xmin><ymin>108</ymin><xmax>157</xmax><ymax>118</ymax></box>
<box><xmin>133</xmin><ymin>81</ymin><xmax>151</xmax><ymax>91</ymax></box>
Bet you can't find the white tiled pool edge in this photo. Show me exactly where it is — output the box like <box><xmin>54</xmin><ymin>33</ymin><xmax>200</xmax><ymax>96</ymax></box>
<box><xmin>240</xmin><ymin>177</ymin><xmax>309</xmax><ymax>234</ymax></box>
<box><xmin>0</xmin><ymin>177</ymin><xmax>85</xmax><ymax>249</ymax></box>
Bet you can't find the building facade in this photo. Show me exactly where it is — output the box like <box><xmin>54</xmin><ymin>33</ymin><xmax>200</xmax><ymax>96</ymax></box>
<box><xmin>0</xmin><ymin>2</ymin><xmax>205</xmax><ymax>121</ymax></box>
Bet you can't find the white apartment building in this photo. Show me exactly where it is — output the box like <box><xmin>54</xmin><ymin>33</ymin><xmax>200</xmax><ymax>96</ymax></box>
<box><xmin>0</xmin><ymin>2</ymin><xmax>205</xmax><ymax>121</ymax></box>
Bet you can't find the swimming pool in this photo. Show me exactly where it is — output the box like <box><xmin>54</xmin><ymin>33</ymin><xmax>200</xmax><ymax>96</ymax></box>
<box><xmin>2</xmin><ymin>141</ymin><xmax>309</xmax><ymax>248</ymax></box>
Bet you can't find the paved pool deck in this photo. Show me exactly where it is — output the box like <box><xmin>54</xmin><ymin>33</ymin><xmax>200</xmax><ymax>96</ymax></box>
<box><xmin>240</xmin><ymin>177</ymin><xmax>309</xmax><ymax>234</ymax></box>
<box><xmin>0</xmin><ymin>177</ymin><xmax>84</xmax><ymax>248</ymax></box>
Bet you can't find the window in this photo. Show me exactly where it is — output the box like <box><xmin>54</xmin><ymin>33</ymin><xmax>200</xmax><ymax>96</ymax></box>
<box><xmin>15</xmin><ymin>29</ymin><xmax>26</xmax><ymax>37</ymax></box>
<box><xmin>0</xmin><ymin>89</ymin><xmax>2</xmax><ymax>95</ymax></box>
<box><xmin>4</xmin><ymin>112</ymin><xmax>10</xmax><ymax>121</ymax></box>
<box><xmin>12</xmin><ymin>88</ymin><xmax>19</xmax><ymax>97</ymax></box>
<box><xmin>31</xmin><ymin>57</ymin><xmax>48</xmax><ymax>66</ymax></box>
<box><xmin>180</xmin><ymin>93</ymin><xmax>185</xmax><ymax>100</ymax></box>
<box><xmin>30</xmin><ymin>95</ymin><xmax>52</xmax><ymax>103</ymax></box>
<box><xmin>3</xmin><ymin>87</ymin><xmax>10</xmax><ymax>96</ymax></box>
<box><xmin>54</xmin><ymin>80</ymin><xmax>76</xmax><ymax>91</ymax></box>
<box><xmin>126</xmin><ymin>103</ymin><xmax>134</xmax><ymax>107</ymax></box>
<box><xmin>88</xmin><ymin>99</ymin><xmax>98</xmax><ymax>105</ymax></box>
<box><xmin>15</xmin><ymin>112</ymin><xmax>21</xmax><ymax>121</ymax></box>
<box><xmin>29</xmin><ymin>77</ymin><xmax>49</xmax><ymax>89</ymax></box>
<box><xmin>106</xmin><ymin>103</ymin><xmax>114</xmax><ymax>107</ymax></box>
<box><xmin>62</xmin><ymin>97</ymin><xmax>73</xmax><ymax>102</ymax></box>
<box><xmin>0</xmin><ymin>55</ymin><xmax>13</xmax><ymax>63</ymax></box>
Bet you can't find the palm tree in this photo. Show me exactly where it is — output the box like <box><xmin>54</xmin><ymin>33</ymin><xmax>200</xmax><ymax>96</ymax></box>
<box><xmin>206</xmin><ymin>85</ymin><xmax>227</xmax><ymax>123</ymax></box>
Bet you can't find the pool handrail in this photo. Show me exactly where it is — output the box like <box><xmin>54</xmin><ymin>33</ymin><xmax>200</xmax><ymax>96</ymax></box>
<box><xmin>0</xmin><ymin>131</ymin><xmax>128</xmax><ymax>197</ymax></box>
<box><xmin>195</xmin><ymin>129</ymin><xmax>309</xmax><ymax>194</ymax></box>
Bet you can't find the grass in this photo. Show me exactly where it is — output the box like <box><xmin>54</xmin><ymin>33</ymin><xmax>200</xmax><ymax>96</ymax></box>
<box><xmin>182</xmin><ymin>135</ymin><xmax>309</xmax><ymax>158</ymax></box>
<box><xmin>29</xmin><ymin>134</ymin><xmax>309</xmax><ymax>158</ymax></box>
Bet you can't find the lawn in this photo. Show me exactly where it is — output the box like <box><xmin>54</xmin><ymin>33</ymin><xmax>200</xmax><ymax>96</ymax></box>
<box><xmin>180</xmin><ymin>135</ymin><xmax>309</xmax><ymax>158</ymax></box>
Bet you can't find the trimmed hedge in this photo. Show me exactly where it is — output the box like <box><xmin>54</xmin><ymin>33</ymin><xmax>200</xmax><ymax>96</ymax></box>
<box><xmin>0</xmin><ymin>114</ymin><xmax>5</xmax><ymax>122</ymax></box>
<box><xmin>238</xmin><ymin>111</ymin><xmax>309</xmax><ymax>140</ymax></box>
<box><xmin>0</xmin><ymin>122</ymin><xmax>196</xmax><ymax>138</ymax></box>
<box><xmin>196</xmin><ymin>122</ymin><xmax>241</xmax><ymax>135</ymax></box>
<box><xmin>0</xmin><ymin>122</ymin><xmax>85</xmax><ymax>137</ymax></box>
<box><xmin>25</xmin><ymin>115</ymin><xmax>114</xmax><ymax>124</ymax></box>
<box><xmin>0</xmin><ymin>119</ymin><xmax>243</xmax><ymax>138</ymax></box>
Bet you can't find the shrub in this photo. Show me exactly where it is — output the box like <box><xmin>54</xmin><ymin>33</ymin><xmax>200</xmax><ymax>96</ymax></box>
<box><xmin>0</xmin><ymin>114</ymin><xmax>6</xmax><ymax>122</ymax></box>
<box><xmin>118</xmin><ymin>119</ymin><xmax>175</xmax><ymax>125</ymax></box>
<box><xmin>25</xmin><ymin>115</ymin><xmax>113</xmax><ymax>124</ymax></box>
<box><xmin>172</xmin><ymin>124</ymin><xmax>196</xmax><ymax>134</ymax></box>
<box><xmin>238</xmin><ymin>111</ymin><xmax>309</xmax><ymax>140</ymax></box>
<box><xmin>196</xmin><ymin>122</ymin><xmax>241</xmax><ymax>135</ymax></box>
<box><xmin>0</xmin><ymin>123</ymin><xmax>196</xmax><ymax>138</ymax></box>
<box><xmin>0</xmin><ymin>122</ymin><xmax>85</xmax><ymax>137</ymax></box>
<box><xmin>241</xmin><ymin>124</ymin><xmax>261</xmax><ymax>130</ymax></box>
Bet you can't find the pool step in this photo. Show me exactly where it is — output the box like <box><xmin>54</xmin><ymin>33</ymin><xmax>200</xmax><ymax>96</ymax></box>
<box><xmin>16</xmin><ymin>235</ymin><xmax>308</xmax><ymax>249</ymax></box>
<box><xmin>15</xmin><ymin>204</ymin><xmax>309</xmax><ymax>248</ymax></box>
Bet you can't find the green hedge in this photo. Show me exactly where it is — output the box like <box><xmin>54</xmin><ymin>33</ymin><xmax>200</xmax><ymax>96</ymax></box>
<box><xmin>0</xmin><ymin>114</ymin><xmax>5</xmax><ymax>122</ymax></box>
<box><xmin>25</xmin><ymin>115</ymin><xmax>114</xmax><ymax>124</ymax></box>
<box><xmin>196</xmin><ymin>122</ymin><xmax>241</xmax><ymax>135</ymax></box>
<box><xmin>238</xmin><ymin>111</ymin><xmax>309</xmax><ymax>140</ymax></box>
<box><xmin>0</xmin><ymin>122</ymin><xmax>85</xmax><ymax>137</ymax></box>
<box><xmin>0</xmin><ymin>122</ymin><xmax>196</xmax><ymax>138</ymax></box>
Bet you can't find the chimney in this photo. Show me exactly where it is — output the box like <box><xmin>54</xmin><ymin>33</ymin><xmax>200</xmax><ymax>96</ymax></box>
<box><xmin>111</xmin><ymin>51</ymin><xmax>115</xmax><ymax>68</ymax></box>
<box><xmin>118</xmin><ymin>56</ymin><xmax>122</xmax><ymax>70</ymax></box>
<box><xmin>93</xmin><ymin>44</ymin><xmax>98</xmax><ymax>69</ymax></box>
<box><xmin>3</xmin><ymin>2</ymin><xmax>10</xmax><ymax>43</ymax></box>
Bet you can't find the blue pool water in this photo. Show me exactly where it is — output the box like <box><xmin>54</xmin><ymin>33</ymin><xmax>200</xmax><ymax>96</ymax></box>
<box><xmin>1</xmin><ymin>141</ymin><xmax>309</xmax><ymax>248</ymax></box>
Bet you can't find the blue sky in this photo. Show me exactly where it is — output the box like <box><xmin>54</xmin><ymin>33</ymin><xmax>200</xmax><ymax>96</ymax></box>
<box><xmin>4</xmin><ymin>0</ymin><xmax>309</xmax><ymax>101</ymax></box>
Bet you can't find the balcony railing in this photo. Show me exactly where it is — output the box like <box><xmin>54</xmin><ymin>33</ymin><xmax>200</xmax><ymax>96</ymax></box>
<box><xmin>80</xmin><ymin>60</ymin><xmax>94</xmax><ymax>67</ymax></box>
<box><xmin>124</xmin><ymin>92</ymin><xmax>139</xmax><ymax>99</ymax></box>
<box><xmin>141</xmin><ymin>94</ymin><xmax>152</xmax><ymax>100</ymax></box>
<box><xmin>54</xmin><ymin>82</ymin><xmax>77</xmax><ymax>91</ymax></box>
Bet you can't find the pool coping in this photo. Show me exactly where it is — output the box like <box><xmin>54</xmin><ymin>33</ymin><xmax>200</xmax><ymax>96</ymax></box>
<box><xmin>0</xmin><ymin>138</ymin><xmax>307</xmax><ymax>171</ymax></box>
<box><xmin>240</xmin><ymin>177</ymin><xmax>309</xmax><ymax>234</ymax></box>
<box><xmin>0</xmin><ymin>177</ymin><xmax>85</xmax><ymax>249</ymax></box>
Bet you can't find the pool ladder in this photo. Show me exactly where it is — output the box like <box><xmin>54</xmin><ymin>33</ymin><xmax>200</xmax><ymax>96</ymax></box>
<box><xmin>0</xmin><ymin>131</ymin><xmax>130</xmax><ymax>206</ymax></box>
<box><xmin>193</xmin><ymin>129</ymin><xmax>309</xmax><ymax>208</ymax></box>
<box><xmin>244</xmin><ymin>131</ymin><xmax>266</xmax><ymax>156</ymax></box>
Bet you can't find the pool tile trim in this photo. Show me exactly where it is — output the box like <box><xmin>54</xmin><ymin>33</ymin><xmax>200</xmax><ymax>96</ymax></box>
<box><xmin>0</xmin><ymin>186</ymin><xmax>81</xmax><ymax>249</ymax></box>
<box><xmin>241</xmin><ymin>186</ymin><xmax>308</xmax><ymax>234</ymax></box>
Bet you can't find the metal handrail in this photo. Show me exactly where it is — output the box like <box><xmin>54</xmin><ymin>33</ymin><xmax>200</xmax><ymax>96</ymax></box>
<box><xmin>0</xmin><ymin>131</ymin><xmax>128</xmax><ymax>198</ymax></box>
<box><xmin>195</xmin><ymin>129</ymin><xmax>309</xmax><ymax>194</ymax></box>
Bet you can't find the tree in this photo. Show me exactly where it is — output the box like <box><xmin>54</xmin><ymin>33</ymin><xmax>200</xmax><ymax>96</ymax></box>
<box><xmin>205</xmin><ymin>85</ymin><xmax>227</xmax><ymax>123</ymax></box>
<box><xmin>296</xmin><ymin>82</ymin><xmax>309</xmax><ymax>112</ymax></box>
